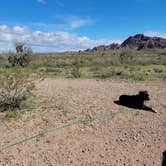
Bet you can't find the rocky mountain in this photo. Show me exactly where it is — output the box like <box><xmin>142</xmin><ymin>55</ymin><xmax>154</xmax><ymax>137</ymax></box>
<box><xmin>84</xmin><ymin>43</ymin><xmax>120</xmax><ymax>52</ymax></box>
<box><xmin>121</xmin><ymin>34</ymin><xmax>166</xmax><ymax>50</ymax></box>
<box><xmin>85</xmin><ymin>34</ymin><xmax>166</xmax><ymax>52</ymax></box>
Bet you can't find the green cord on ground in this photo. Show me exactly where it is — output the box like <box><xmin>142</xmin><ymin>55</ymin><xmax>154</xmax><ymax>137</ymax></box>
<box><xmin>0</xmin><ymin>109</ymin><xmax>130</xmax><ymax>152</ymax></box>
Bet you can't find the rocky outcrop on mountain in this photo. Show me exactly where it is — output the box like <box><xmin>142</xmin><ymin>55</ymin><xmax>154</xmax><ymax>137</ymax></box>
<box><xmin>85</xmin><ymin>34</ymin><xmax>166</xmax><ymax>52</ymax></box>
<box><xmin>85</xmin><ymin>43</ymin><xmax>120</xmax><ymax>52</ymax></box>
<box><xmin>121</xmin><ymin>34</ymin><xmax>166</xmax><ymax>50</ymax></box>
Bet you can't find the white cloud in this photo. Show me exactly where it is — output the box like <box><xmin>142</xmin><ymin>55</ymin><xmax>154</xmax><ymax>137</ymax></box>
<box><xmin>54</xmin><ymin>15</ymin><xmax>93</xmax><ymax>30</ymax></box>
<box><xmin>0</xmin><ymin>25</ymin><xmax>10</xmax><ymax>32</ymax></box>
<box><xmin>69</xmin><ymin>18</ymin><xmax>91</xmax><ymax>29</ymax></box>
<box><xmin>13</xmin><ymin>26</ymin><xmax>29</xmax><ymax>34</ymax></box>
<box><xmin>37</xmin><ymin>0</ymin><xmax>46</xmax><ymax>4</ymax></box>
<box><xmin>144</xmin><ymin>31</ymin><xmax>166</xmax><ymax>39</ymax></box>
<box><xmin>0</xmin><ymin>24</ymin><xmax>120</xmax><ymax>53</ymax></box>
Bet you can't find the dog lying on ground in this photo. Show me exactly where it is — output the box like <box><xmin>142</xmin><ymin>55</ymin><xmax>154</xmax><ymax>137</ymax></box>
<box><xmin>114</xmin><ymin>91</ymin><xmax>157</xmax><ymax>113</ymax></box>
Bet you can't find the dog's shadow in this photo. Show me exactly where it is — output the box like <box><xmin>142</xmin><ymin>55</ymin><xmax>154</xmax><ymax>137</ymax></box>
<box><xmin>114</xmin><ymin>91</ymin><xmax>157</xmax><ymax>113</ymax></box>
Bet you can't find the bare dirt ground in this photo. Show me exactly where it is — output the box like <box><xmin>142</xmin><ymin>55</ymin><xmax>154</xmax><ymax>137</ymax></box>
<box><xmin>0</xmin><ymin>78</ymin><xmax>166</xmax><ymax>166</ymax></box>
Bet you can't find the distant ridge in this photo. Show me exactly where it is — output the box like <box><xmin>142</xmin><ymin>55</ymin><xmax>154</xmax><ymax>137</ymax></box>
<box><xmin>84</xmin><ymin>34</ymin><xmax>166</xmax><ymax>52</ymax></box>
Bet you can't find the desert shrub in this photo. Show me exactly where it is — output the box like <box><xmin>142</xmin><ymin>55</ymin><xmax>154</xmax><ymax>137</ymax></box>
<box><xmin>72</xmin><ymin>65</ymin><xmax>82</xmax><ymax>78</ymax></box>
<box><xmin>0</xmin><ymin>72</ymin><xmax>35</xmax><ymax>112</ymax></box>
<box><xmin>103</xmin><ymin>57</ymin><xmax>114</xmax><ymax>66</ymax></box>
<box><xmin>71</xmin><ymin>58</ymin><xmax>82</xmax><ymax>78</ymax></box>
<box><xmin>120</xmin><ymin>69</ymin><xmax>146</xmax><ymax>81</ymax></box>
<box><xmin>0</xmin><ymin>55</ymin><xmax>4</xmax><ymax>65</ymax></box>
<box><xmin>132</xmin><ymin>74</ymin><xmax>146</xmax><ymax>81</ymax></box>
<box><xmin>90</xmin><ymin>58</ymin><xmax>105</xmax><ymax>66</ymax></box>
<box><xmin>53</xmin><ymin>59</ymin><xmax>67</xmax><ymax>67</ymax></box>
<box><xmin>94</xmin><ymin>69</ymin><xmax>122</xmax><ymax>79</ymax></box>
<box><xmin>159</xmin><ymin>54</ymin><xmax>166</xmax><ymax>65</ymax></box>
<box><xmin>153</xmin><ymin>67</ymin><xmax>163</xmax><ymax>73</ymax></box>
<box><xmin>119</xmin><ymin>51</ymin><xmax>134</xmax><ymax>64</ymax></box>
<box><xmin>8</xmin><ymin>42</ymin><xmax>32</xmax><ymax>67</ymax></box>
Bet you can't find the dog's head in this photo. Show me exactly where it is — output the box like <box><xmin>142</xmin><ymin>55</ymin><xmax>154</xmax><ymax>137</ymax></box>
<box><xmin>139</xmin><ymin>91</ymin><xmax>150</xmax><ymax>101</ymax></box>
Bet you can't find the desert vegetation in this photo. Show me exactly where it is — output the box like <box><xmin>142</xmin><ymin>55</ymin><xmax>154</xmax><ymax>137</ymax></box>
<box><xmin>0</xmin><ymin>46</ymin><xmax>165</xmax><ymax>165</ymax></box>
<box><xmin>7</xmin><ymin>42</ymin><xmax>32</xmax><ymax>67</ymax></box>
<box><xmin>28</xmin><ymin>49</ymin><xmax>165</xmax><ymax>80</ymax></box>
<box><xmin>0</xmin><ymin>72</ymin><xmax>35</xmax><ymax>111</ymax></box>
<box><xmin>2</xmin><ymin>49</ymin><xmax>165</xmax><ymax>80</ymax></box>
<box><xmin>0</xmin><ymin>43</ymin><xmax>36</xmax><ymax>119</ymax></box>
<box><xmin>0</xmin><ymin>49</ymin><xmax>165</xmax><ymax>116</ymax></box>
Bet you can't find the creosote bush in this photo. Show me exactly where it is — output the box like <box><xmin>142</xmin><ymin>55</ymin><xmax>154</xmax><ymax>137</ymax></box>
<box><xmin>0</xmin><ymin>72</ymin><xmax>35</xmax><ymax>112</ymax></box>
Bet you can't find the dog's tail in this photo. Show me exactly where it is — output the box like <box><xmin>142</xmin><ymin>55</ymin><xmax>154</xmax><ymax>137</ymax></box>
<box><xmin>114</xmin><ymin>100</ymin><xmax>120</xmax><ymax>105</ymax></box>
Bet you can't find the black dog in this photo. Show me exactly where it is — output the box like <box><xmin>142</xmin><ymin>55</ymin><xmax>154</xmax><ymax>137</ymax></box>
<box><xmin>162</xmin><ymin>151</ymin><xmax>166</xmax><ymax>166</ymax></box>
<box><xmin>114</xmin><ymin>91</ymin><xmax>157</xmax><ymax>113</ymax></box>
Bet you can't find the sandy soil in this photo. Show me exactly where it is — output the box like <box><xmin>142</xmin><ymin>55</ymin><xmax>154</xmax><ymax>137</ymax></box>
<box><xmin>0</xmin><ymin>78</ymin><xmax>166</xmax><ymax>166</ymax></box>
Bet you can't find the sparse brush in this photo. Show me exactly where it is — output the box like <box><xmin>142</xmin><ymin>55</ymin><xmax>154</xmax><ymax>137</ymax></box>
<box><xmin>0</xmin><ymin>72</ymin><xmax>35</xmax><ymax>112</ymax></box>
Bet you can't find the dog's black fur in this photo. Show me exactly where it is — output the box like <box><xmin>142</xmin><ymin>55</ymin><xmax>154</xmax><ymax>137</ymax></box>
<box><xmin>162</xmin><ymin>151</ymin><xmax>166</xmax><ymax>166</ymax></box>
<box><xmin>114</xmin><ymin>91</ymin><xmax>157</xmax><ymax>113</ymax></box>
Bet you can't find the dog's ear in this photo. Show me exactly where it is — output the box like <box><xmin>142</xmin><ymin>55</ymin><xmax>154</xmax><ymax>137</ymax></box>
<box><xmin>143</xmin><ymin>90</ymin><xmax>149</xmax><ymax>95</ymax></box>
<box><xmin>139</xmin><ymin>91</ymin><xmax>144</xmax><ymax>95</ymax></box>
<box><xmin>139</xmin><ymin>91</ymin><xmax>148</xmax><ymax>95</ymax></box>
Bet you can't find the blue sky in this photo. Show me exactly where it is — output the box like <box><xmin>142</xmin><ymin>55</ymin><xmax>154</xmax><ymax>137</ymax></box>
<box><xmin>0</xmin><ymin>0</ymin><xmax>166</xmax><ymax>52</ymax></box>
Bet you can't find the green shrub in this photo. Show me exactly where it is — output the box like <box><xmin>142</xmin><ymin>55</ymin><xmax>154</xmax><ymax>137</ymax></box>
<box><xmin>0</xmin><ymin>72</ymin><xmax>35</xmax><ymax>112</ymax></box>
<box><xmin>90</xmin><ymin>58</ymin><xmax>105</xmax><ymax>66</ymax></box>
<box><xmin>71</xmin><ymin>58</ymin><xmax>82</xmax><ymax>78</ymax></box>
<box><xmin>94</xmin><ymin>69</ymin><xmax>122</xmax><ymax>79</ymax></box>
<box><xmin>72</xmin><ymin>65</ymin><xmax>82</xmax><ymax>78</ymax></box>
<box><xmin>119</xmin><ymin>51</ymin><xmax>134</xmax><ymax>64</ymax></box>
<box><xmin>153</xmin><ymin>67</ymin><xmax>163</xmax><ymax>73</ymax></box>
